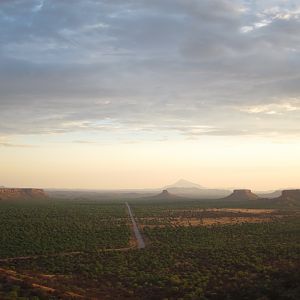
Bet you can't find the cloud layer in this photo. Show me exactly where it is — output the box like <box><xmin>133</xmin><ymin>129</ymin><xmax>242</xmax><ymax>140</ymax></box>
<box><xmin>1</xmin><ymin>0</ymin><xmax>300</xmax><ymax>142</ymax></box>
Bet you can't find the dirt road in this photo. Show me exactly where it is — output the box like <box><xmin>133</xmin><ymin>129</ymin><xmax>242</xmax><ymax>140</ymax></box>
<box><xmin>125</xmin><ymin>202</ymin><xmax>145</xmax><ymax>249</ymax></box>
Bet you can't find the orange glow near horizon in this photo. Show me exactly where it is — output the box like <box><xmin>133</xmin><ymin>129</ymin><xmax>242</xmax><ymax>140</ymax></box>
<box><xmin>1</xmin><ymin>136</ymin><xmax>299</xmax><ymax>191</ymax></box>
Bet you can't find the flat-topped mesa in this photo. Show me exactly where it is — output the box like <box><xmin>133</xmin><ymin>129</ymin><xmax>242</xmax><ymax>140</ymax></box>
<box><xmin>222</xmin><ymin>189</ymin><xmax>259</xmax><ymax>201</ymax></box>
<box><xmin>276</xmin><ymin>189</ymin><xmax>300</xmax><ymax>204</ymax></box>
<box><xmin>281</xmin><ymin>189</ymin><xmax>300</xmax><ymax>199</ymax></box>
<box><xmin>0</xmin><ymin>188</ymin><xmax>47</xmax><ymax>200</ymax></box>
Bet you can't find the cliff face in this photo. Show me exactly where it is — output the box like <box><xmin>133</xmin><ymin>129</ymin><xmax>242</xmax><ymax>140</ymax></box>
<box><xmin>222</xmin><ymin>189</ymin><xmax>259</xmax><ymax>201</ymax></box>
<box><xmin>281</xmin><ymin>189</ymin><xmax>300</xmax><ymax>200</ymax></box>
<box><xmin>0</xmin><ymin>188</ymin><xmax>47</xmax><ymax>200</ymax></box>
<box><xmin>274</xmin><ymin>189</ymin><xmax>300</xmax><ymax>205</ymax></box>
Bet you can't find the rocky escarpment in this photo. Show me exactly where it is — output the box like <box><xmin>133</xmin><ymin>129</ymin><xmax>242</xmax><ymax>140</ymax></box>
<box><xmin>273</xmin><ymin>189</ymin><xmax>300</xmax><ymax>206</ymax></box>
<box><xmin>0</xmin><ymin>188</ymin><xmax>47</xmax><ymax>200</ymax></box>
<box><xmin>222</xmin><ymin>189</ymin><xmax>259</xmax><ymax>201</ymax></box>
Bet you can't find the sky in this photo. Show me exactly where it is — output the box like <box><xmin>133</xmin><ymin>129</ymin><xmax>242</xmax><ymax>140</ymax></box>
<box><xmin>0</xmin><ymin>0</ymin><xmax>299</xmax><ymax>190</ymax></box>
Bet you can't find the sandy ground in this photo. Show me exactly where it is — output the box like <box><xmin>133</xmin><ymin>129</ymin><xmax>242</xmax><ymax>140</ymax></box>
<box><xmin>188</xmin><ymin>208</ymin><xmax>276</xmax><ymax>214</ymax></box>
<box><xmin>138</xmin><ymin>208</ymin><xmax>286</xmax><ymax>228</ymax></box>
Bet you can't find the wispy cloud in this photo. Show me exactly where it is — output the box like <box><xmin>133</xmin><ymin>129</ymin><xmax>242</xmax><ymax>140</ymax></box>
<box><xmin>0</xmin><ymin>142</ymin><xmax>36</xmax><ymax>148</ymax></box>
<box><xmin>238</xmin><ymin>99</ymin><xmax>300</xmax><ymax>115</ymax></box>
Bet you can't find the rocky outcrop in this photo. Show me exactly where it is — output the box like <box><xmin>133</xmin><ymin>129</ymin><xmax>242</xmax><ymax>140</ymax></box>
<box><xmin>161</xmin><ymin>190</ymin><xmax>171</xmax><ymax>197</ymax></box>
<box><xmin>281</xmin><ymin>189</ymin><xmax>300</xmax><ymax>200</ymax></box>
<box><xmin>221</xmin><ymin>189</ymin><xmax>259</xmax><ymax>201</ymax></box>
<box><xmin>148</xmin><ymin>189</ymin><xmax>182</xmax><ymax>200</ymax></box>
<box><xmin>0</xmin><ymin>188</ymin><xmax>47</xmax><ymax>200</ymax></box>
<box><xmin>273</xmin><ymin>189</ymin><xmax>300</xmax><ymax>206</ymax></box>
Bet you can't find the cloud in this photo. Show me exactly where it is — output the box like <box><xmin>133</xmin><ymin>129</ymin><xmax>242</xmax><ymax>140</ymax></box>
<box><xmin>238</xmin><ymin>99</ymin><xmax>300</xmax><ymax>115</ymax></box>
<box><xmin>32</xmin><ymin>0</ymin><xmax>45</xmax><ymax>13</ymax></box>
<box><xmin>0</xmin><ymin>0</ymin><xmax>299</xmax><ymax>141</ymax></box>
<box><xmin>0</xmin><ymin>142</ymin><xmax>36</xmax><ymax>148</ymax></box>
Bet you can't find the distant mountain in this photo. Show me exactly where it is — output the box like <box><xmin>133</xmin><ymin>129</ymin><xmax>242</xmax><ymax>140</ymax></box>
<box><xmin>257</xmin><ymin>190</ymin><xmax>282</xmax><ymax>199</ymax></box>
<box><xmin>161</xmin><ymin>179</ymin><xmax>230</xmax><ymax>199</ymax></box>
<box><xmin>163</xmin><ymin>179</ymin><xmax>203</xmax><ymax>189</ymax></box>
<box><xmin>221</xmin><ymin>189</ymin><xmax>259</xmax><ymax>201</ymax></box>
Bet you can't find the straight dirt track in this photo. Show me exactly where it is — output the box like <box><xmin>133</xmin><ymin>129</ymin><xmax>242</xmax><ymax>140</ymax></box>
<box><xmin>125</xmin><ymin>202</ymin><xmax>145</xmax><ymax>249</ymax></box>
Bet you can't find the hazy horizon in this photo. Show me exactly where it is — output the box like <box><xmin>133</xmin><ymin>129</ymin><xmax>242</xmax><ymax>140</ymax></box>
<box><xmin>1</xmin><ymin>0</ymin><xmax>299</xmax><ymax>190</ymax></box>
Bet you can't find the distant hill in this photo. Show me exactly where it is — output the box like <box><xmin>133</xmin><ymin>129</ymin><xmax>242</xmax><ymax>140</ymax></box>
<box><xmin>163</xmin><ymin>179</ymin><xmax>203</xmax><ymax>189</ymax></box>
<box><xmin>257</xmin><ymin>190</ymin><xmax>282</xmax><ymax>198</ymax></box>
<box><xmin>162</xmin><ymin>179</ymin><xmax>231</xmax><ymax>199</ymax></box>
<box><xmin>221</xmin><ymin>189</ymin><xmax>259</xmax><ymax>201</ymax></box>
<box><xmin>166</xmin><ymin>187</ymin><xmax>231</xmax><ymax>199</ymax></box>
<box><xmin>0</xmin><ymin>188</ymin><xmax>47</xmax><ymax>200</ymax></box>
